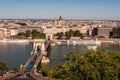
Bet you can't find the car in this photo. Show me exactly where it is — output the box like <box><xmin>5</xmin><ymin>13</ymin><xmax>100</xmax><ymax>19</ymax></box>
<box><xmin>27</xmin><ymin>64</ymin><xmax>33</xmax><ymax>71</ymax></box>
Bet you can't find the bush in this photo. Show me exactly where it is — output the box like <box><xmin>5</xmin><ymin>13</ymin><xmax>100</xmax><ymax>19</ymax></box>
<box><xmin>0</xmin><ymin>61</ymin><xmax>8</xmax><ymax>76</ymax></box>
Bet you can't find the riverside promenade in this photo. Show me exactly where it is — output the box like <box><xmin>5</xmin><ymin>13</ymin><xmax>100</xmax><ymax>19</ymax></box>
<box><xmin>98</xmin><ymin>38</ymin><xmax>120</xmax><ymax>43</ymax></box>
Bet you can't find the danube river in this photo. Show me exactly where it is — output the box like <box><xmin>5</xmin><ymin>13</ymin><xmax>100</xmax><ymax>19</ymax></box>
<box><xmin>0</xmin><ymin>42</ymin><xmax>119</xmax><ymax>70</ymax></box>
<box><xmin>0</xmin><ymin>42</ymin><xmax>32</xmax><ymax>70</ymax></box>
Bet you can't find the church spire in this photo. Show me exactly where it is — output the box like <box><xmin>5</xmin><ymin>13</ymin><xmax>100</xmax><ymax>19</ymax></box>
<box><xmin>59</xmin><ymin>16</ymin><xmax>62</xmax><ymax>20</ymax></box>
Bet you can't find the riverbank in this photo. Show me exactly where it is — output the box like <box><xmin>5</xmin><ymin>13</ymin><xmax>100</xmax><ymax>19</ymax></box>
<box><xmin>0</xmin><ymin>39</ymin><xmax>29</xmax><ymax>43</ymax></box>
<box><xmin>98</xmin><ymin>38</ymin><xmax>120</xmax><ymax>44</ymax></box>
<box><xmin>0</xmin><ymin>38</ymin><xmax>119</xmax><ymax>44</ymax></box>
<box><xmin>0</xmin><ymin>39</ymin><xmax>46</xmax><ymax>43</ymax></box>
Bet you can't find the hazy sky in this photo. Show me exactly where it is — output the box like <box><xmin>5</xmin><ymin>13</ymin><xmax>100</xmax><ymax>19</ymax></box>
<box><xmin>0</xmin><ymin>0</ymin><xmax>120</xmax><ymax>20</ymax></box>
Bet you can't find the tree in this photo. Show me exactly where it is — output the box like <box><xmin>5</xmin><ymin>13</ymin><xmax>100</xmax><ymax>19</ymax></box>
<box><xmin>42</xmin><ymin>48</ymin><xmax>120</xmax><ymax>80</ymax></box>
<box><xmin>73</xmin><ymin>30</ymin><xmax>81</xmax><ymax>37</ymax></box>
<box><xmin>32</xmin><ymin>33</ymin><xmax>40</xmax><ymax>39</ymax></box>
<box><xmin>13</xmin><ymin>67</ymin><xmax>18</xmax><ymax>73</ymax></box>
<box><xmin>14</xmin><ymin>30</ymin><xmax>46</xmax><ymax>39</ymax></box>
<box><xmin>31</xmin><ymin>30</ymin><xmax>46</xmax><ymax>39</ymax></box>
<box><xmin>17</xmin><ymin>32</ymin><xmax>26</xmax><ymax>37</ymax></box>
<box><xmin>69</xmin><ymin>29</ymin><xmax>74</xmax><ymax>35</ymax></box>
<box><xmin>15</xmin><ymin>32</ymin><xmax>26</xmax><ymax>39</ymax></box>
<box><xmin>32</xmin><ymin>30</ymin><xmax>40</xmax><ymax>39</ymax></box>
<box><xmin>25</xmin><ymin>30</ymin><xmax>31</xmax><ymax>37</ymax></box>
<box><xmin>0</xmin><ymin>61</ymin><xmax>8</xmax><ymax>76</ymax></box>
<box><xmin>39</xmin><ymin>33</ymin><xmax>46</xmax><ymax>39</ymax></box>
<box><xmin>65</xmin><ymin>31</ymin><xmax>72</xmax><ymax>40</ymax></box>
<box><xmin>73</xmin><ymin>30</ymin><xmax>83</xmax><ymax>39</ymax></box>
<box><xmin>55</xmin><ymin>32</ymin><xmax>64</xmax><ymax>39</ymax></box>
<box><xmin>32</xmin><ymin>30</ymin><xmax>38</xmax><ymax>34</ymax></box>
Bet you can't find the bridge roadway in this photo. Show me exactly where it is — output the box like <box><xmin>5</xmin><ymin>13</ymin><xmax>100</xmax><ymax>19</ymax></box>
<box><xmin>28</xmin><ymin>40</ymin><xmax>52</xmax><ymax>79</ymax></box>
<box><xmin>32</xmin><ymin>40</ymin><xmax>51</xmax><ymax>69</ymax></box>
<box><xmin>4</xmin><ymin>40</ymin><xmax>52</xmax><ymax>80</ymax></box>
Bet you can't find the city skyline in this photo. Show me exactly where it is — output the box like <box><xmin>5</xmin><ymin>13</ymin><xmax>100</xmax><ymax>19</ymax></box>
<box><xmin>0</xmin><ymin>0</ymin><xmax>120</xmax><ymax>20</ymax></box>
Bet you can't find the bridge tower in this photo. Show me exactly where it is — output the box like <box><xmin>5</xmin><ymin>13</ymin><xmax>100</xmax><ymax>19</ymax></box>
<box><xmin>46</xmin><ymin>33</ymin><xmax>54</xmax><ymax>40</ymax></box>
<box><xmin>33</xmin><ymin>39</ymin><xmax>49</xmax><ymax>63</ymax></box>
<box><xmin>41</xmin><ymin>42</ymin><xmax>47</xmax><ymax>55</ymax></box>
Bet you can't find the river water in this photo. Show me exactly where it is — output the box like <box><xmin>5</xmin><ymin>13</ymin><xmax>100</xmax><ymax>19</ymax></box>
<box><xmin>0</xmin><ymin>42</ymin><xmax>33</xmax><ymax>70</ymax></box>
<box><xmin>0</xmin><ymin>42</ymin><xmax>119</xmax><ymax>69</ymax></box>
<box><xmin>47</xmin><ymin>43</ymin><xmax>120</xmax><ymax>67</ymax></box>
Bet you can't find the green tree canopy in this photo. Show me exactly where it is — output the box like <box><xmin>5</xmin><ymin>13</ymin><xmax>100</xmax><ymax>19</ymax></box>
<box><xmin>41</xmin><ymin>48</ymin><xmax>120</xmax><ymax>80</ymax></box>
<box><xmin>14</xmin><ymin>30</ymin><xmax>46</xmax><ymax>39</ymax></box>
<box><xmin>0</xmin><ymin>61</ymin><xmax>8</xmax><ymax>76</ymax></box>
<box><xmin>25</xmin><ymin>30</ymin><xmax>31</xmax><ymax>37</ymax></box>
<box><xmin>32</xmin><ymin>30</ymin><xmax>46</xmax><ymax>39</ymax></box>
<box><xmin>55</xmin><ymin>32</ymin><xmax>64</xmax><ymax>39</ymax></box>
<box><xmin>73</xmin><ymin>30</ymin><xmax>81</xmax><ymax>37</ymax></box>
<box><xmin>55</xmin><ymin>30</ymin><xmax>83</xmax><ymax>40</ymax></box>
<box><xmin>65</xmin><ymin>31</ymin><xmax>72</xmax><ymax>40</ymax></box>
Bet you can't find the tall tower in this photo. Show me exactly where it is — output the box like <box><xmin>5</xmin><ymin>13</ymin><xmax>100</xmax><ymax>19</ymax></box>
<box><xmin>59</xmin><ymin>16</ymin><xmax>62</xmax><ymax>20</ymax></box>
<box><xmin>55</xmin><ymin>16</ymin><xmax>64</xmax><ymax>26</ymax></box>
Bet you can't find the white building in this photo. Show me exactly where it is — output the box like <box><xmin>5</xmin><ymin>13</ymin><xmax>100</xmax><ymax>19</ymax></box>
<box><xmin>9</xmin><ymin>29</ymin><xmax>19</xmax><ymax>36</ymax></box>
<box><xmin>43</xmin><ymin>16</ymin><xmax>68</xmax><ymax>39</ymax></box>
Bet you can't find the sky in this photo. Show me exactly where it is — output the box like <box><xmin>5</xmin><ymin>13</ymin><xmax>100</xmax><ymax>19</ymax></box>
<box><xmin>0</xmin><ymin>0</ymin><xmax>120</xmax><ymax>20</ymax></box>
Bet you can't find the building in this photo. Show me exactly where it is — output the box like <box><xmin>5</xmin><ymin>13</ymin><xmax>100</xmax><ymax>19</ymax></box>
<box><xmin>8</xmin><ymin>28</ymin><xmax>19</xmax><ymax>36</ymax></box>
<box><xmin>19</xmin><ymin>26</ymin><xmax>43</xmax><ymax>33</ymax></box>
<box><xmin>92</xmin><ymin>27</ymin><xmax>113</xmax><ymax>38</ymax></box>
<box><xmin>0</xmin><ymin>30</ymin><xmax>4</xmax><ymax>39</ymax></box>
<box><xmin>43</xmin><ymin>16</ymin><xmax>68</xmax><ymax>39</ymax></box>
<box><xmin>112</xmin><ymin>27</ymin><xmax>120</xmax><ymax>38</ymax></box>
<box><xmin>98</xmin><ymin>27</ymin><xmax>113</xmax><ymax>37</ymax></box>
<box><xmin>92</xmin><ymin>28</ymin><xmax>98</xmax><ymax>37</ymax></box>
<box><xmin>55</xmin><ymin>16</ymin><xmax>65</xmax><ymax>26</ymax></box>
<box><xmin>0</xmin><ymin>27</ymin><xmax>11</xmax><ymax>39</ymax></box>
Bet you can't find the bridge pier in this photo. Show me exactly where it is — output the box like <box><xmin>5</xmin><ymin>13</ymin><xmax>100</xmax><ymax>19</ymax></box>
<box><xmin>41</xmin><ymin>56</ymin><xmax>49</xmax><ymax>63</ymax></box>
<box><xmin>19</xmin><ymin>64</ymin><xmax>23</xmax><ymax>71</ymax></box>
<box><xmin>50</xmin><ymin>42</ymin><xmax>56</xmax><ymax>46</ymax></box>
<box><xmin>41</xmin><ymin>42</ymin><xmax>47</xmax><ymax>56</ymax></box>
